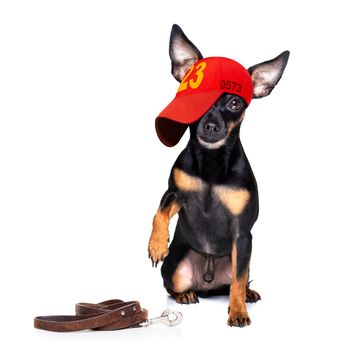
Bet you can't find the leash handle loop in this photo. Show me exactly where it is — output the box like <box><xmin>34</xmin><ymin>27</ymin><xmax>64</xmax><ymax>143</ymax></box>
<box><xmin>34</xmin><ymin>300</ymin><xmax>182</xmax><ymax>332</ymax></box>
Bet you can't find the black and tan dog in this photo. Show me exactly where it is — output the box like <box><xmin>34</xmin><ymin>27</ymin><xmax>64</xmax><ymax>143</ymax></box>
<box><xmin>148</xmin><ymin>24</ymin><xmax>289</xmax><ymax>327</ymax></box>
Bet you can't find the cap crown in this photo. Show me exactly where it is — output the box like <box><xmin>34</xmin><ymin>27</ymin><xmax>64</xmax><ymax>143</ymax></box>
<box><xmin>175</xmin><ymin>57</ymin><xmax>253</xmax><ymax>105</ymax></box>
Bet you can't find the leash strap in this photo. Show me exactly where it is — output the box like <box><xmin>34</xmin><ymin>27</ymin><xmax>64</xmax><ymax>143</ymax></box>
<box><xmin>34</xmin><ymin>299</ymin><xmax>149</xmax><ymax>332</ymax></box>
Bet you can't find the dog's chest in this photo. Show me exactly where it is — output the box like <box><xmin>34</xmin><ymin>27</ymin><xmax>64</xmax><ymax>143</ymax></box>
<box><xmin>174</xmin><ymin>168</ymin><xmax>250</xmax><ymax>255</ymax></box>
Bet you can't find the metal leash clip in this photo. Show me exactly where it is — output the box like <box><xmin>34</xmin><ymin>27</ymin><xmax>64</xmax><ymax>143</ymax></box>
<box><xmin>139</xmin><ymin>308</ymin><xmax>183</xmax><ymax>327</ymax></box>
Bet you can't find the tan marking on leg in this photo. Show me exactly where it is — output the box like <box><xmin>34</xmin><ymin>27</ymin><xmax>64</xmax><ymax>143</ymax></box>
<box><xmin>228</xmin><ymin>245</ymin><xmax>250</xmax><ymax>327</ymax></box>
<box><xmin>148</xmin><ymin>202</ymin><xmax>180</xmax><ymax>264</ymax></box>
<box><xmin>173</xmin><ymin>168</ymin><xmax>203</xmax><ymax>192</ymax></box>
<box><xmin>172</xmin><ymin>257</ymin><xmax>193</xmax><ymax>293</ymax></box>
<box><xmin>214</xmin><ymin>187</ymin><xmax>250</xmax><ymax>216</ymax></box>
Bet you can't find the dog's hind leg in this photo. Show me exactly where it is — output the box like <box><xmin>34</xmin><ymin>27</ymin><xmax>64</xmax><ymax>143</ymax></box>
<box><xmin>246</xmin><ymin>285</ymin><xmax>261</xmax><ymax>303</ymax></box>
<box><xmin>167</xmin><ymin>289</ymin><xmax>199</xmax><ymax>304</ymax></box>
<box><xmin>167</xmin><ymin>254</ymin><xmax>199</xmax><ymax>304</ymax></box>
<box><xmin>244</xmin><ymin>270</ymin><xmax>261</xmax><ymax>303</ymax></box>
<box><xmin>161</xmin><ymin>231</ymin><xmax>199</xmax><ymax>304</ymax></box>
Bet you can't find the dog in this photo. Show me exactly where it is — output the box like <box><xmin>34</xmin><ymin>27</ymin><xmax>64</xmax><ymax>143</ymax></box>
<box><xmin>148</xmin><ymin>24</ymin><xmax>289</xmax><ymax>327</ymax></box>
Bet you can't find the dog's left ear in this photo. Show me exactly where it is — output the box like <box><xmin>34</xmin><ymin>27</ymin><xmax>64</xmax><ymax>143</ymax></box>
<box><xmin>248</xmin><ymin>51</ymin><xmax>290</xmax><ymax>98</ymax></box>
<box><xmin>169</xmin><ymin>24</ymin><xmax>203</xmax><ymax>82</ymax></box>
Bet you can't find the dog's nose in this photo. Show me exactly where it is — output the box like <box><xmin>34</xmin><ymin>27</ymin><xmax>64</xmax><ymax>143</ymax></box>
<box><xmin>203</xmin><ymin>122</ymin><xmax>220</xmax><ymax>134</ymax></box>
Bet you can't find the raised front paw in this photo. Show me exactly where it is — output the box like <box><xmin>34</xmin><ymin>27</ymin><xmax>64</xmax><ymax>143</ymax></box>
<box><xmin>148</xmin><ymin>237</ymin><xmax>169</xmax><ymax>267</ymax></box>
<box><xmin>227</xmin><ymin>307</ymin><xmax>251</xmax><ymax>328</ymax></box>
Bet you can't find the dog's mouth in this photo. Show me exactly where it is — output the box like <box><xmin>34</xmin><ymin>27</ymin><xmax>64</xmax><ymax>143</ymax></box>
<box><xmin>196</xmin><ymin>119</ymin><xmax>240</xmax><ymax>150</ymax></box>
<box><xmin>196</xmin><ymin>118</ymin><xmax>227</xmax><ymax>149</ymax></box>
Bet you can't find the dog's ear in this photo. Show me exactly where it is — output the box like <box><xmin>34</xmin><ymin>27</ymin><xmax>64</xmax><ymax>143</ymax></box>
<box><xmin>169</xmin><ymin>24</ymin><xmax>203</xmax><ymax>82</ymax></box>
<box><xmin>248</xmin><ymin>51</ymin><xmax>290</xmax><ymax>99</ymax></box>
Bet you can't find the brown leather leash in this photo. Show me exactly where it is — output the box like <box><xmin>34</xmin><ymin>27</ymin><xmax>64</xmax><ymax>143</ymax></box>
<box><xmin>34</xmin><ymin>299</ymin><xmax>182</xmax><ymax>332</ymax></box>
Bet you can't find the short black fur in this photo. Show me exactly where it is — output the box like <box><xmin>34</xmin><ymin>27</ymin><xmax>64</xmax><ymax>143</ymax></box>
<box><xmin>160</xmin><ymin>93</ymin><xmax>259</xmax><ymax>291</ymax></box>
<box><xmin>148</xmin><ymin>24</ymin><xmax>289</xmax><ymax>327</ymax></box>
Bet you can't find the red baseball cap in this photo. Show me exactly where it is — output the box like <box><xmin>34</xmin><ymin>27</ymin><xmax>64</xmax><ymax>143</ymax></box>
<box><xmin>156</xmin><ymin>56</ymin><xmax>254</xmax><ymax>147</ymax></box>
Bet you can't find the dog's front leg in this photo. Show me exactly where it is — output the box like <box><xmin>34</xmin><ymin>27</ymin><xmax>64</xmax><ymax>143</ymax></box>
<box><xmin>148</xmin><ymin>191</ymin><xmax>180</xmax><ymax>267</ymax></box>
<box><xmin>228</xmin><ymin>233</ymin><xmax>252</xmax><ymax>327</ymax></box>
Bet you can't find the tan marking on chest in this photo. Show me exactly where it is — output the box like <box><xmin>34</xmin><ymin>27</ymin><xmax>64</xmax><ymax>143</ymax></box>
<box><xmin>174</xmin><ymin>168</ymin><xmax>204</xmax><ymax>192</ymax></box>
<box><xmin>214</xmin><ymin>186</ymin><xmax>250</xmax><ymax>216</ymax></box>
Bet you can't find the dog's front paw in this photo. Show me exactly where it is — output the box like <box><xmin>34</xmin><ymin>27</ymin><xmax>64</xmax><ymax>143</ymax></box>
<box><xmin>227</xmin><ymin>308</ymin><xmax>251</xmax><ymax>328</ymax></box>
<box><xmin>148</xmin><ymin>237</ymin><xmax>169</xmax><ymax>267</ymax></box>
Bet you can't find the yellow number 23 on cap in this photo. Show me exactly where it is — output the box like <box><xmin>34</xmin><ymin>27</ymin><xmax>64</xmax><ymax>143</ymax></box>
<box><xmin>177</xmin><ymin>62</ymin><xmax>207</xmax><ymax>93</ymax></box>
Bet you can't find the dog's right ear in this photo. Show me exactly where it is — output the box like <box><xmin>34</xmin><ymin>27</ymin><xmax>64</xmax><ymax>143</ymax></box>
<box><xmin>248</xmin><ymin>51</ymin><xmax>290</xmax><ymax>99</ymax></box>
<box><xmin>169</xmin><ymin>24</ymin><xmax>203</xmax><ymax>82</ymax></box>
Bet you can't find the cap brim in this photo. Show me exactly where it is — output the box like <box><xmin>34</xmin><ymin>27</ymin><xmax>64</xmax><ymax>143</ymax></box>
<box><xmin>156</xmin><ymin>90</ymin><xmax>223</xmax><ymax>147</ymax></box>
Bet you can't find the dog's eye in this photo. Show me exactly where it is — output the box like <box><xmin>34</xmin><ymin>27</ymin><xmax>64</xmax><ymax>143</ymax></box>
<box><xmin>227</xmin><ymin>98</ymin><xmax>242</xmax><ymax>112</ymax></box>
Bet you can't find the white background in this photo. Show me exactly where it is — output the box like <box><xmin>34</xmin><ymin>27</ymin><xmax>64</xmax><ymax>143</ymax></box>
<box><xmin>1</xmin><ymin>0</ymin><xmax>349</xmax><ymax>349</ymax></box>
